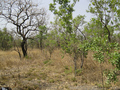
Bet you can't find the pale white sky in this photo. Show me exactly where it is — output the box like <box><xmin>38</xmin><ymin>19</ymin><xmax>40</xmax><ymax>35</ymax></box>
<box><xmin>0</xmin><ymin>0</ymin><xmax>93</xmax><ymax>29</ymax></box>
<box><xmin>38</xmin><ymin>0</ymin><xmax>93</xmax><ymax>22</ymax></box>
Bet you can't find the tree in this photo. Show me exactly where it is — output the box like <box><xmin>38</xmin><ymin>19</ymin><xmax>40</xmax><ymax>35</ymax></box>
<box><xmin>0</xmin><ymin>28</ymin><xmax>13</xmax><ymax>50</ymax></box>
<box><xmin>73</xmin><ymin>15</ymin><xmax>86</xmax><ymax>40</ymax></box>
<box><xmin>0</xmin><ymin>0</ymin><xmax>47</xmax><ymax>57</ymax></box>
<box><xmin>35</xmin><ymin>25</ymin><xmax>47</xmax><ymax>50</ymax></box>
<box><xmin>84</xmin><ymin>17</ymin><xmax>120</xmax><ymax>85</ymax></box>
<box><xmin>13</xmin><ymin>38</ymin><xmax>22</xmax><ymax>59</ymax></box>
<box><xmin>72</xmin><ymin>15</ymin><xmax>88</xmax><ymax>70</ymax></box>
<box><xmin>84</xmin><ymin>18</ymin><xmax>114</xmax><ymax>41</ymax></box>
<box><xmin>50</xmin><ymin>0</ymin><xmax>80</xmax><ymax>76</ymax></box>
<box><xmin>49</xmin><ymin>0</ymin><xmax>79</xmax><ymax>34</ymax></box>
<box><xmin>49</xmin><ymin>0</ymin><xmax>90</xmax><ymax>76</ymax></box>
<box><xmin>87</xmin><ymin>1</ymin><xmax>120</xmax><ymax>84</ymax></box>
<box><xmin>84</xmin><ymin>18</ymin><xmax>120</xmax><ymax>86</ymax></box>
<box><xmin>45</xmin><ymin>31</ymin><xmax>57</xmax><ymax>59</ymax></box>
<box><xmin>87</xmin><ymin>0</ymin><xmax>120</xmax><ymax>42</ymax></box>
<box><xmin>50</xmin><ymin>15</ymin><xmax>65</xmax><ymax>47</ymax></box>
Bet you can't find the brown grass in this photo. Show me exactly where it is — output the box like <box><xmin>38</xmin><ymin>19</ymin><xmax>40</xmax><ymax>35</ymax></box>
<box><xmin>0</xmin><ymin>48</ymin><xmax>120</xmax><ymax>89</ymax></box>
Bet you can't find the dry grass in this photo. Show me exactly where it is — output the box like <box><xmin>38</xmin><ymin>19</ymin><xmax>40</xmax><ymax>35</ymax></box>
<box><xmin>0</xmin><ymin>48</ymin><xmax>120</xmax><ymax>90</ymax></box>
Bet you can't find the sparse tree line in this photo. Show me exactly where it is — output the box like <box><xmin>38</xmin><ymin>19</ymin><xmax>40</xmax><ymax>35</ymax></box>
<box><xmin>0</xmin><ymin>0</ymin><xmax>120</xmax><ymax>86</ymax></box>
<box><xmin>0</xmin><ymin>28</ymin><xmax>13</xmax><ymax>50</ymax></box>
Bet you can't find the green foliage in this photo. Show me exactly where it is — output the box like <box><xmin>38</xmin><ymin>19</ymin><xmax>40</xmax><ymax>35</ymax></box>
<box><xmin>85</xmin><ymin>11</ymin><xmax>120</xmax><ymax>83</ymax></box>
<box><xmin>25</xmin><ymin>56</ymin><xmax>32</xmax><ymax>59</ymax></box>
<box><xmin>109</xmin><ymin>51</ymin><xmax>120</xmax><ymax>70</ymax></box>
<box><xmin>89</xmin><ymin>34</ymin><xmax>120</xmax><ymax>84</ymax></box>
<box><xmin>37</xmin><ymin>25</ymin><xmax>47</xmax><ymax>40</ymax></box>
<box><xmin>50</xmin><ymin>1</ymin><xmax>120</xmax><ymax>83</ymax></box>
<box><xmin>49</xmin><ymin>0</ymin><xmax>79</xmax><ymax>33</ymax></box>
<box><xmin>43</xmin><ymin>60</ymin><xmax>50</xmax><ymax>64</ymax></box>
<box><xmin>49</xmin><ymin>0</ymin><xmax>88</xmax><ymax>62</ymax></box>
<box><xmin>93</xmin><ymin>51</ymin><xmax>104</xmax><ymax>63</ymax></box>
<box><xmin>88</xmin><ymin>0</ymin><xmax>120</xmax><ymax>42</ymax></box>
<box><xmin>35</xmin><ymin>25</ymin><xmax>47</xmax><ymax>49</ymax></box>
<box><xmin>60</xmin><ymin>34</ymin><xmax>79</xmax><ymax>54</ymax></box>
<box><xmin>71</xmin><ymin>77</ymin><xmax>77</xmax><ymax>82</ymax></box>
<box><xmin>104</xmin><ymin>70</ymin><xmax>118</xmax><ymax>84</ymax></box>
<box><xmin>84</xmin><ymin>18</ymin><xmax>103</xmax><ymax>37</ymax></box>
<box><xmin>50</xmin><ymin>12</ymin><xmax>89</xmax><ymax>76</ymax></box>
<box><xmin>0</xmin><ymin>28</ymin><xmax>13</xmax><ymax>50</ymax></box>
<box><xmin>28</xmin><ymin>39</ymin><xmax>35</xmax><ymax>48</ymax></box>
<box><xmin>28</xmin><ymin>25</ymin><xmax>47</xmax><ymax>49</ymax></box>
<box><xmin>75</xmin><ymin>69</ymin><xmax>83</xmax><ymax>76</ymax></box>
<box><xmin>73</xmin><ymin>15</ymin><xmax>86</xmax><ymax>27</ymax></box>
<box><xmin>84</xmin><ymin>18</ymin><xmax>114</xmax><ymax>40</ymax></box>
<box><xmin>49</xmin><ymin>79</ymin><xmax>55</xmax><ymax>83</ymax></box>
<box><xmin>78</xmin><ymin>41</ymin><xmax>90</xmax><ymax>56</ymax></box>
<box><xmin>45</xmin><ymin>31</ymin><xmax>57</xmax><ymax>58</ymax></box>
<box><xmin>64</xmin><ymin>66</ymin><xmax>73</xmax><ymax>74</ymax></box>
<box><xmin>43</xmin><ymin>60</ymin><xmax>52</xmax><ymax>65</ymax></box>
<box><xmin>113</xmin><ymin>33</ymin><xmax>120</xmax><ymax>44</ymax></box>
<box><xmin>91</xmin><ymin>35</ymin><xmax>109</xmax><ymax>51</ymax></box>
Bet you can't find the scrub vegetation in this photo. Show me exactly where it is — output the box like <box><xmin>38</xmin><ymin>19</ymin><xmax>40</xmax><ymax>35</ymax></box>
<box><xmin>0</xmin><ymin>0</ymin><xmax>120</xmax><ymax>89</ymax></box>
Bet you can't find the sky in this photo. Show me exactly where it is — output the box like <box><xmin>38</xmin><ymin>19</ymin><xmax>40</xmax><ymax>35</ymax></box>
<box><xmin>0</xmin><ymin>0</ymin><xmax>93</xmax><ymax>29</ymax></box>
<box><xmin>37</xmin><ymin>0</ymin><xmax>93</xmax><ymax>22</ymax></box>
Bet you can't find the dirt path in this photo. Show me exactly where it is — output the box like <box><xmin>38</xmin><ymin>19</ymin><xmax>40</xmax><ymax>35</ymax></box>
<box><xmin>44</xmin><ymin>85</ymin><xmax>102</xmax><ymax>90</ymax></box>
<box><xmin>41</xmin><ymin>85</ymin><xmax>120</xmax><ymax>90</ymax></box>
<box><xmin>38</xmin><ymin>83</ymin><xmax>120</xmax><ymax>90</ymax></box>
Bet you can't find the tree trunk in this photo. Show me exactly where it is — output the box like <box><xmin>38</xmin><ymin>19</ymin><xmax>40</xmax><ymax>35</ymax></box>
<box><xmin>73</xmin><ymin>53</ymin><xmax>77</xmax><ymax>77</ymax></box>
<box><xmin>40</xmin><ymin>37</ymin><xmax>42</xmax><ymax>50</ymax></box>
<box><xmin>21</xmin><ymin>38</ymin><xmax>27</xmax><ymax>57</ymax></box>
<box><xmin>80</xmin><ymin>52</ymin><xmax>84</xmax><ymax>69</ymax></box>
<box><xmin>105</xmin><ymin>24</ymin><xmax>111</xmax><ymax>42</ymax></box>
<box><xmin>80</xmin><ymin>55</ymin><xmax>84</xmax><ymax>69</ymax></box>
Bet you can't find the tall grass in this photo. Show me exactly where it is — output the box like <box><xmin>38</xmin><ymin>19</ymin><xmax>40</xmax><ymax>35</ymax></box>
<box><xmin>0</xmin><ymin>49</ymin><xmax>119</xmax><ymax>89</ymax></box>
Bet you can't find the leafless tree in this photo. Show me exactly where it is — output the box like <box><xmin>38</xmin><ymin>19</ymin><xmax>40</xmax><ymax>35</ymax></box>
<box><xmin>0</xmin><ymin>0</ymin><xmax>47</xmax><ymax>57</ymax></box>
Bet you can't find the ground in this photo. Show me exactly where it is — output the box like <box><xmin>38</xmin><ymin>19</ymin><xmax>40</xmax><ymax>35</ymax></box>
<box><xmin>0</xmin><ymin>48</ymin><xmax>120</xmax><ymax>90</ymax></box>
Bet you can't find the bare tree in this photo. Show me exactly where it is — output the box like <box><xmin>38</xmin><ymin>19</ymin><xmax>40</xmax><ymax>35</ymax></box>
<box><xmin>0</xmin><ymin>0</ymin><xmax>47</xmax><ymax>57</ymax></box>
